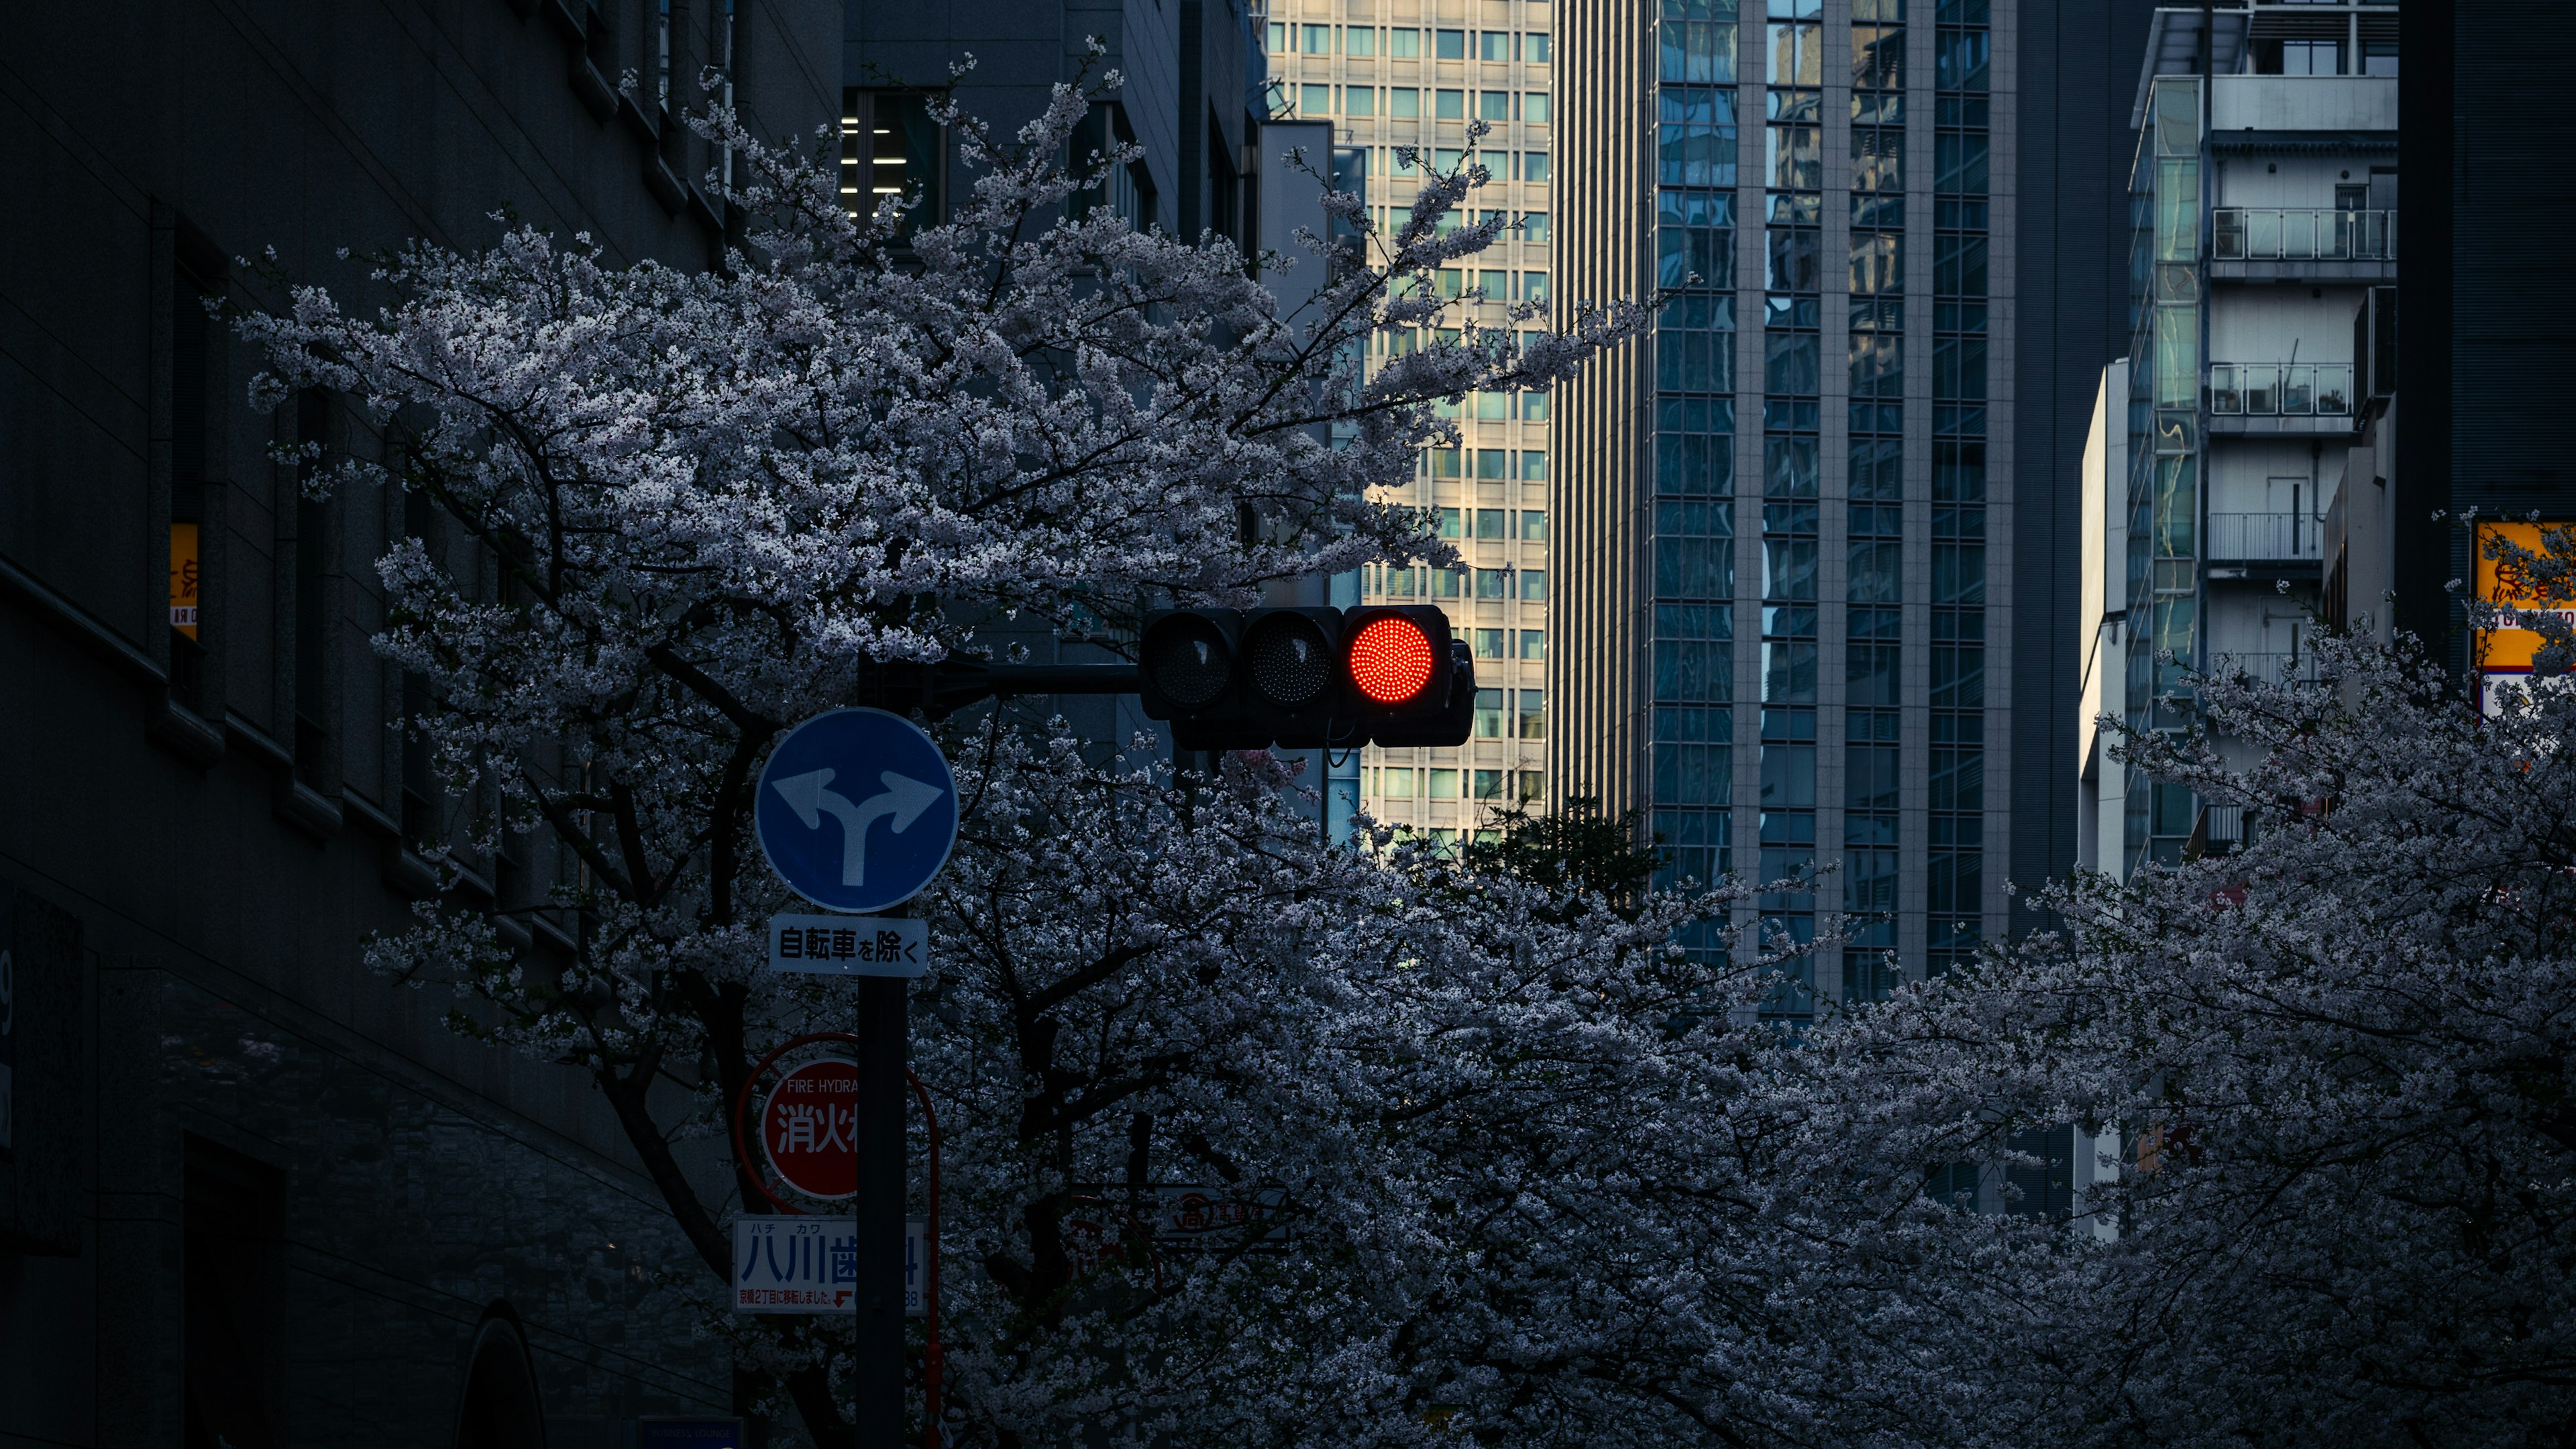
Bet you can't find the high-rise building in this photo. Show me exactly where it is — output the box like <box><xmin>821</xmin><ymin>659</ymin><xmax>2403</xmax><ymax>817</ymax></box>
<box><xmin>2080</xmin><ymin>3</ymin><xmax>2396</xmax><ymax>873</ymax></box>
<box><xmin>1554</xmin><ymin>0</ymin><xmax>2015</xmax><ymax>1006</ymax></box>
<box><xmin>0</xmin><ymin>0</ymin><xmax>837</xmax><ymax>1440</ymax></box>
<box><xmin>2390</xmin><ymin>1</ymin><xmax>2576</xmax><ymax>665</ymax></box>
<box><xmin>1260</xmin><ymin>0</ymin><xmax>1560</xmax><ymax>847</ymax></box>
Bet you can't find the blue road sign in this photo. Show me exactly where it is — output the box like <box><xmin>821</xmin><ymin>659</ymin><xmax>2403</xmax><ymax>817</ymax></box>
<box><xmin>754</xmin><ymin>708</ymin><xmax>959</xmax><ymax>914</ymax></box>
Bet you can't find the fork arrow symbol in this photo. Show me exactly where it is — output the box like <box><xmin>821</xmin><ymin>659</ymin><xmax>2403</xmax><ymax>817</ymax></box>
<box><xmin>768</xmin><ymin>767</ymin><xmax>947</xmax><ymax>887</ymax></box>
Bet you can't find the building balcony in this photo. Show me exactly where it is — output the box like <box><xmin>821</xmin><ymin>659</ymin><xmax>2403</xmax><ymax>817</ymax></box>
<box><xmin>2207</xmin><ymin>362</ymin><xmax>2356</xmax><ymax>435</ymax></box>
<box><xmin>2210</xmin><ymin>651</ymin><xmax>2324</xmax><ymax>687</ymax></box>
<box><xmin>2210</xmin><ymin>208</ymin><xmax>2396</xmax><ymax>282</ymax></box>
<box><xmin>2206</xmin><ymin>511</ymin><xmax>2323</xmax><ymax>564</ymax></box>
<box><xmin>2209</xmin><ymin>74</ymin><xmax>2399</xmax><ymax>139</ymax></box>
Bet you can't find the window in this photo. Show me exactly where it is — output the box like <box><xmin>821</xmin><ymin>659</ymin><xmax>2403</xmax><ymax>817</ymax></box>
<box><xmin>1475</xmin><ymin>688</ymin><xmax>1506</xmax><ymax>736</ymax></box>
<box><xmin>1430</xmin><ymin>447</ymin><xmax>1462</xmax><ymax>478</ymax></box>
<box><xmin>1434</xmin><ymin>568</ymin><xmax>1465</xmax><ymax>598</ymax></box>
<box><xmin>1302</xmin><ymin>23</ymin><xmax>1333</xmax><ymax>52</ymax></box>
<box><xmin>1517</xmin><ymin>770</ymin><xmax>1546</xmax><ymax>804</ymax></box>
<box><xmin>1383</xmin><ymin>766</ymin><xmax>1416</xmax><ymax>798</ymax></box>
<box><xmin>1523</xmin><ymin>93</ymin><xmax>1550</xmax><ymax>123</ymax></box>
<box><xmin>1474</xmin><ymin>768</ymin><xmax>1505</xmax><ymax>800</ymax></box>
<box><xmin>1391</xmin><ymin>28</ymin><xmax>1421</xmax><ymax>56</ymax></box>
<box><xmin>1391</xmin><ymin>89</ymin><xmax>1420</xmax><ymax>118</ymax></box>
<box><xmin>1436</xmin><ymin>147</ymin><xmax>1466</xmax><ymax>171</ymax></box>
<box><xmin>1522</xmin><ymin>213</ymin><xmax>1550</xmax><ymax>243</ymax></box>
<box><xmin>1439</xmin><ymin>506</ymin><xmax>1462</xmax><ymax>537</ymax></box>
<box><xmin>1517</xmin><ymin>690</ymin><xmax>1546</xmax><ymax>738</ymax></box>
<box><xmin>1522</xmin><ymin>270</ymin><xmax>1550</xmax><ymax>303</ymax></box>
<box><xmin>1521</xmin><ymin>152</ymin><xmax>1550</xmax><ymax>184</ymax></box>
<box><xmin>1521</xmin><ymin>510</ymin><xmax>1548</xmax><ymax>541</ymax></box>
<box><xmin>1852</xmin><ymin>23</ymin><xmax>1903</xmax><ymax>90</ymax></box>
<box><xmin>1768</xmin><ymin>21</ymin><xmax>1821</xmax><ymax>85</ymax></box>
<box><xmin>1436</xmin><ymin>28</ymin><xmax>1466</xmax><ymax>58</ymax></box>
<box><xmin>1347</xmin><ymin>25</ymin><xmax>1377</xmax><ymax>55</ymax></box>
<box><xmin>1935</xmin><ymin>28</ymin><xmax>1988</xmax><ymax>90</ymax></box>
<box><xmin>1436</xmin><ymin>89</ymin><xmax>1465</xmax><ymax>119</ymax></box>
<box><xmin>1478</xmin><ymin>30</ymin><xmax>1511</xmax><ymax>60</ymax></box>
<box><xmin>1477</xmin><ymin>568</ymin><xmax>1511</xmax><ymax>599</ymax></box>
<box><xmin>292</xmin><ymin>390</ymin><xmax>334</xmax><ymax>784</ymax></box>
<box><xmin>1474</xmin><ymin>627</ymin><xmax>1505</xmax><ymax>659</ymax></box>
<box><xmin>1519</xmin><ymin>569</ymin><xmax>1548</xmax><ymax>600</ymax></box>
<box><xmin>1523</xmin><ymin>32</ymin><xmax>1551</xmax><ymax>64</ymax></box>
<box><xmin>1430</xmin><ymin>767</ymin><xmax>1459</xmax><ymax>800</ymax></box>
<box><xmin>1346</xmin><ymin>87</ymin><xmax>1377</xmax><ymax>117</ymax></box>
<box><xmin>1302</xmin><ymin>84</ymin><xmax>1332</xmax><ymax>115</ymax></box>
<box><xmin>842</xmin><ymin>89</ymin><xmax>945</xmax><ymax>231</ymax></box>
<box><xmin>1479</xmin><ymin>91</ymin><xmax>1511</xmax><ymax>121</ymax></box>
<box><xmin>1477</xmin><ymin>508</ymin><xmax>1508</xmax><ymax>539</ymax></box>
<box><xmin>1519</xmin><ymin>629</ymin><xmax>1546</xmax><ymax>660</ymax></box>
<box><xmin>1268</xmin><ymin>21</ymin><xmax>1287</xmax><ymax>51</ymax></box>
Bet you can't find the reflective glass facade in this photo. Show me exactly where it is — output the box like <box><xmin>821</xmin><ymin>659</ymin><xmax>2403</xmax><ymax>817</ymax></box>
<box><xmin>1556</xmin><ymin>0</ymin><xmax>2012</xmax><ymax>1010</ymax></box>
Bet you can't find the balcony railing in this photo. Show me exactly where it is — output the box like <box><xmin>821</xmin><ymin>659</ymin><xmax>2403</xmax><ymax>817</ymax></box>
<box><xmin>2206</xmin><ymin>511</ymin><xmax>2323</xmax><ymax>561</ymax></box>
<box><xmin>2214</xmin><ymin>651</ymin><xmax>2324</xmax><ymax>686</ymax></box>
<box><xmin>2208</xmin><ymin>362</ymin><xmax>2352</xmax><ymax>417</ymax></box>
<box><xmin>2212</xmin><ymin>208</ymin><xmax>2396</xmax><ymax>262</ymax></box>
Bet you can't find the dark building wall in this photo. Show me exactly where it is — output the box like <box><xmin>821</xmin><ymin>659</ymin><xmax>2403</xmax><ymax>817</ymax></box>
<box><xmin>846</xmin><ymin>0</ymin><xmax>1251</xmax><ymax>241</ymax></box>
<box><xmin>2396</xmin><ymin>0</ymin><xmax>2576</xmax><ymax>661</ymax></box>
<box><xmin>2008</xmin><ymin>0</ymin><xmax>2151</xmax><ymax>920</ymax></box>
<box><xmin>0</xmin><ymin>2</ymin><xmax>837</xmax><ymax>1444</ymax></box>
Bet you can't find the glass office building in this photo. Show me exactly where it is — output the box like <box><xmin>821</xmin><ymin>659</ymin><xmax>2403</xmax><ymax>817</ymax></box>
<box><xmin>1554</xmin><ymin>0</ymin><xmax>2012</xmax><ymax>1011</ymax></box>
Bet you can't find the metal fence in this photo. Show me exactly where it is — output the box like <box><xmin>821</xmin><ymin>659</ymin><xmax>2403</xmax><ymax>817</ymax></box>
<box><xmin>2206</xmin><ymin>511</ymin><xmax>2324</xmax><ymax>561</ymax></box>
<box><xmin>2209</xmin><ymin>362</ymin><xmax>2353</xmax><ymax>417</ymax></box>
<box><xmin>2212</xmin><ymin>208</ymin><xmax>2396</xmax><ymax>262</ymax></box>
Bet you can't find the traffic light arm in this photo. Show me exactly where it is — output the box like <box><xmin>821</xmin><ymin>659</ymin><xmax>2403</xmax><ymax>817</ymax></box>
<box><xmin>870</xmin><ymin>661</ymin><xmax>1143</xmax><ymax>719</ymax></box>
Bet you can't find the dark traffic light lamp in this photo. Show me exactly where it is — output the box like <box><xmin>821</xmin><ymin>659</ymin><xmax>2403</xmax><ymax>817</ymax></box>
<box><xmin>1138</xmin><ymin>608</ymin><xmax>1246</xmax><ymax>747</ymax></box>
<box><xmin>1238</xmin><ymin>608</ymin><xmax>1347</xmax><ymax>748</ymax></box>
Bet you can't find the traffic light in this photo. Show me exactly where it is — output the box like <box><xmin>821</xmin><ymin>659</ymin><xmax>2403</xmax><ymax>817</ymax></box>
<box><xmin>1137</xmin><ymin>605</ymin><xmax>1474</xmax><ymax>749</ymax></box>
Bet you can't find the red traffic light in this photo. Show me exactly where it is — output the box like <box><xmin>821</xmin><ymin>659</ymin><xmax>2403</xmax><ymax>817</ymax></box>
<box><xmin>1346</xmin><ymin>614</ymin><xmax>1436</xmax><ymax>704</ymax></box>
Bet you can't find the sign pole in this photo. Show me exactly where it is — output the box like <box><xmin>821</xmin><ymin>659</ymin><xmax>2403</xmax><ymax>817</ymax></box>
<box><xmin>851</xmin><ymin>973</ymin><xmax>908</xmax><ymax>1442</ymax></box>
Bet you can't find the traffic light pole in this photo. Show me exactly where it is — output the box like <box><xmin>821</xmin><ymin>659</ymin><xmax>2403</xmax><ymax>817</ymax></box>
<box><xmin>852</xmin><ymin>973</ymin><xmax>908</xmax><ymax>1445</ymax></box>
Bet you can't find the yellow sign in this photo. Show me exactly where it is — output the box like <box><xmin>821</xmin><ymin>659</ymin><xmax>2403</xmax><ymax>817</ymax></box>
<box><xmin>2471</xmin><ymin>521</ymin><xmax>2576</xmax><ymax>672</ymax></box>
<box><xmin>168</xmin><ymin>522</ymin><xmax>199</xmax><ymax>639</ymax></box>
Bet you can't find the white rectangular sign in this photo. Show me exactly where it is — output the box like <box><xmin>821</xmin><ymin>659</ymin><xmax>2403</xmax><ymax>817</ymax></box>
<box><xmin>766</xmin><ymin>913</ymin><xmax>928</xmax><ymax>977</ymax></box>
<box><xmin>733</xmin><ymin>1215</ymin><xmax>928</xmax><ymax>1316</ymax></box>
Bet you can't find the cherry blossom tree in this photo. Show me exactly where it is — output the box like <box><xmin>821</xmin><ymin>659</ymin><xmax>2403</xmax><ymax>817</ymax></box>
<box><xmin>1805</xmin><ymin>623</ymin><xmax>2576</xmax><ymax>1449</ymax></box>
<box><xmin>231</xmin><ymin>69</ymin><xmax>1691</xmax><ymax>1444</ymax></box>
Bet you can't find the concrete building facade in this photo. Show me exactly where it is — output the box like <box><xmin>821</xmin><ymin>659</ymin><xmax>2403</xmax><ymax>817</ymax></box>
<box><xmin>0</xmin><ymin>2</ymin><xmax>837</xmax><ymax>1444</ymax></box>
<box><xmin>1255</xmin><ymin>0</ymin><xmax>1558</xmax><ymax>845</ymax></box>
<box><xmin>2080</xmin><ymin>3</ymin><xmax>2396</xmax><ymax>873</ymax></box>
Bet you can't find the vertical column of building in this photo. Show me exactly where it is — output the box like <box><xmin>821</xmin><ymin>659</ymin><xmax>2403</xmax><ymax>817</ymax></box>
<box><xmin>1843</xmin><ymin>0</ymin><xmax>1906</xmax><ymax>998</ymax></box>
<box><xmin>1271</xmin><ymin>0</ymin><xmax>1556</xmax><ymax>849</ymax></box>
<box><xmin>1647</xmin><ymin>0</ymin><xmax>1743</xmax><ymax>943</ymax></box>
<box><xmin>1753</xmin><ymin>0</ymin><xmax>1823</xmax><ymax>1006</ymax></box>
<box><xmin>2124</xmin><ymin>74</ymin><xmax>2202</xmax><ymax>873</ymax></box>
<box><xmin>1923</xmin><ymin>0</ymin><xmax>1995</xmax><ymax>975</ymax></box>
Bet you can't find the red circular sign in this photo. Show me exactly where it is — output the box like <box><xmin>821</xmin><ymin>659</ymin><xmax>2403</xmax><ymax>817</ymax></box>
<box><xmin>761</xmin><ymin>1059</ymin><xmax>858</xmax><ymax>1200</ymax></box>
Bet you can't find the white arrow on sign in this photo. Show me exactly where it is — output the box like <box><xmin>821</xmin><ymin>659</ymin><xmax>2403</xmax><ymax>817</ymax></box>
<box><xmin>768</xmin><ymin>768</ymin><xmax>947</xmax><ymax>888</ymax></box>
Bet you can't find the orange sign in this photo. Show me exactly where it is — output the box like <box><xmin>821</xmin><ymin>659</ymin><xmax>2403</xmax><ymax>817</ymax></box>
<box><xmin>168</xmin><ymin>523</ymin><xmax>199</xmax><ymax>638</ymax></box>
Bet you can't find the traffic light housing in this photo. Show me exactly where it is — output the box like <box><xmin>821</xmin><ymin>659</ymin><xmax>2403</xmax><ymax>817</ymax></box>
<box><xmin>1136</xmin><ymin>605</ymin><xmax>1474</xmax><ymax>750</ymax></box>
